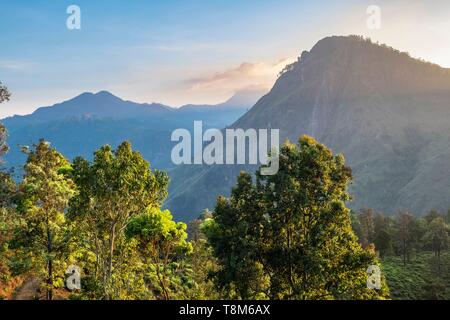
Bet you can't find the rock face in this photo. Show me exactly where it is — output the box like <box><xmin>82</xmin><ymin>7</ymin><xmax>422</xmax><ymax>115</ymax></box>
<box><xmin>167</xmin><ymin>35</ymin><xmax>450</xmax><ymax>220</ymax></box>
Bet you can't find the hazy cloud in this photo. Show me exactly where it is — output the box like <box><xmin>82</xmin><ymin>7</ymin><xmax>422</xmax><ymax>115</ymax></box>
<box><xmin>185</xmin><ymin>58</ymin><xmax>295</xmax><ymax>96</ymax></box>
<box><xmin>0</xmin><ymin>60</ymin><xmax>34</xmax><ymax>71</ymax></box>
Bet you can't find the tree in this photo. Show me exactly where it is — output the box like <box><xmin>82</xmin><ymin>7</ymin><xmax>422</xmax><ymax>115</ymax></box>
<box><xmin>394</xmin><ymin>211</ymin><xmax>416</xmax><ymax>266</ymax></box>
<box><xmin>424</xmin><ymin>210</ymin><xmax>443</xmax><ymax>224</ymax></box>
<box><xmin>205</xmin><ymin>172</ymin><xmax>270</xmax><ymax>299</ymax></box>
<box><xmin>0</xmin><ymin>82</ymin><xmax>11</xmax><ymax>161</ymax></box>
<box><xmin>423</xmin><ymin>217</ymin><xmax>449</xmax><ymax>259</ymax></box>
<box><xmin>68</xmin><ymin>141</ymin><xmax>169</xmax><ymax>299</ymax></box>
<box><xmin>0</xmin><ymin>171</ymin><xmax>18</xmax><ymax>299</ymax></box>
<box><xmin>353</xmin><ymin>209</ymin><xmax>394</xmax><ymax>258</ymax></box>
<box><xmin>373</xmin><ymin>213</ymin><xmax>393</xmax><ymax>258</ymax></box>
<box><xmin>0</xmin><ymin>82</ymin><xmax>10</xmax><ymax>104</ymax></box>
<box><xmin>188</xmin><ymin>217</ymin><xmax>221</xmax><ymax>300</ymax></box>
<box><xmin>0</xmin><ymin>172</ymin><xmax>18</xmax><ymax>249</ymax></box>
<box><xmin>0</xmin><ymin>82</ymin><xmax>17</xmax><ymax>298</ymax></box>
<box><xmin>357</xmin><ymin>208</ymin><xmax>376</xmax><ymax>248</ymax></box>
<box><xmin>0</xmin><ymin>82</ymin><xmax>14</xmax><ymax>208</ymax></box>
<box><xmin>207</xmin><ymin>136</ymin><xmax>389</xmax><ymax>299</ymax></box>
<box><xmin>15</xmin><ymin>140</ymin><xmax>75</xmax><ymax>300</ymax></box>
<box><xmin>187</xmin><ymin>209</ymin><xmax>213</xmax><ymax>242</ymax></box>
<box><xmin>373</xmin><ymin>229</ymin><xmax>393</xmax><ymax>258</ymax></box>
<box><xmin>125</xmin><ymin>207</ymin><xmax>192</xmax><ymax>300</ymax></box>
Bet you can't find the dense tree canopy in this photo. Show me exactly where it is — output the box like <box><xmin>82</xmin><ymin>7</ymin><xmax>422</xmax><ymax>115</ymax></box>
<box><xmin>0</xmin><ymin>82</ymin><xmax>11</xmax><ymax>160</ymax></box>
<box><xmin>0</xmin><ymin>94</ymin><xmax>447</xmax><ymax>300</ymax></box>
<box><xmin>14</xmin><ymin>140</ymin><xmax>75</xmax><ymax>300</ymax></box>
<box><xmin>125</xmin><ymin>207</ymin><xmax>192</xmax><ymax>299</ymax></box>
<box><xmin>206</xmin><ymin>136</ymin><xmax>389</xmax><ymax>299</ymax></box>
<box><xmin>0</xmin><ymin>82</ymin><xmax>10</xmax><ymax>105</ymax></box>
<box><xmin>68</xmin><ymin>141</ymin><xmax>169</xmax><ymax>299</ymax></box>
<box><xmin>423</xmin><ymin>217</ymin><xmax>449</xmax><ymax>258</ymax></box>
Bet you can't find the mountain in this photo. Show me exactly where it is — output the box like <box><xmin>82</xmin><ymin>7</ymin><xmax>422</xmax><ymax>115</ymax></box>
<box><xmin>2</xmin><ymin>90</ymin><xmax>259</xmax><ymax>176</ymax></box>
<box><xmin>6</xmin><ymin>91</ymin><xmax>173</xmax><ymax>126</ymax></box>
<box><xmin>166</xmin><ymin>35</ymin><xmax>450</xmax><ymax>221</ymax></box>
<box><xmin>215</xmin><ymin>88</ymin><xmax>268</xmax><ymax>109</ymax></box>
<box><xmin>178</xmin><ymin>89</ymin><xmax>266</xmax><ymax>111</ymax></box>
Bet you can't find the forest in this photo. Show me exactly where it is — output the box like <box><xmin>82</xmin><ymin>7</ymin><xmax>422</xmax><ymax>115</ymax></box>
<box><xmin>0</xmin><ymin>83</ymin><xmax>449</xmax><ymax>300</ymax></box>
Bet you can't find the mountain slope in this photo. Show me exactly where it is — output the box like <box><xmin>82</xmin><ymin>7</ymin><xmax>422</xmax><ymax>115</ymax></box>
<box><xmin>2</xmin><ymin>91</ymin><xmax>257</xmax><ymax>175</ymax></box>
<box><xmin>167</xmin><ymin>35</ymin><xmax>450</xmax><ymax>220</ymax></box>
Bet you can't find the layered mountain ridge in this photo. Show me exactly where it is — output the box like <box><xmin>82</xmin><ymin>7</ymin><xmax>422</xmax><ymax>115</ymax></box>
<box><xmin>2</xmin><ymin>90</ymin><xmax>262</xmax><ymax>175</ymax></box>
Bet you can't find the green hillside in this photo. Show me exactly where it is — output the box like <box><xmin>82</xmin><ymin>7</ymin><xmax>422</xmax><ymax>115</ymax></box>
<box><xmin>383</xmin><ymin>251</ymin><xmax>450</xmax><ymax>300</ymax></box>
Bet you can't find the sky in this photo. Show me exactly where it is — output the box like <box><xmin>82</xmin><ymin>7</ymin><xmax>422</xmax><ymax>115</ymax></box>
<box><xmin>1</xmin><ymin>0</ymin><xmax>450</xmax><ymax>118</ymax></box>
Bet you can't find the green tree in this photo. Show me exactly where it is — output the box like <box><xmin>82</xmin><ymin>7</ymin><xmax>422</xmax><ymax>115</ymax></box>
<box><xmin>0</xmin><ymin>81</ymin><xmax>11</xmax><ymax>161</ymax></box>
<box><xmin>424</xmin><ymin>210</ymin><xmax>443</xmax><ymax>224</ymax></box>
<box><xmin>0</xmin><ymin>172</ymin><xmax>18</xmax><ymax>299</ymax></box>
<box><xmin>423</xmin><ymin>217</ymin><xmax>449</xmax><ymax>259</ymax></box>
<box><xmin>125</xmin><ymin>207</ymin><xmax>192</xmax><ymax>300</ymax></box>
<box><xmin>15</xmin><ymin>140</ymin><xmax>75</xmax><ymax>300</ymax></box>
<box><xmin>357</xmin><ymin>208</ymin><xmax>376</xmax><ymax>248</ymax></box>
<box><xmin>189</xmin><ymin>219</ymin><xmax>221</xmax><ymax>300</ymax></box>
<box><xmin>205</xmin><ymin>173</ymin><xmax>269</xmax><ymax>299</ymax></box>
<box><xmin>373</xmin><ymin>229</ymin><xmax>393</xmax><ymax>258</ymax></box>
<box><xmin>353</xmin><ymin>210</ymin><xmax>393</xmax><ymax>258</ymax></box>
<box><xmin>0</xmin><ymin>172</ymin><xmax>18</xmax><ymax>249</ymax></box>
<box><xmin>373</xmin><ymin>213</ymin><xmax>394</xmax><ymax>258</ymax></box>
<box><xmin>207</xmin><ymin>136</ymin><xmax>389</xmax><ymax>299</ymax></box>
<box><xmin>187</xmin><ymin>209</ymin><xmax>213</xmax><ymax>242</ymax></box>
<box><xmin>68</xmin><ymin>141</ymin><xmax>169</xmax><ymax>299</ymax></box>
<box><xmin>0</xmin><ymin>82</ymin><xmax>16</xmax><ymax>298</ymax></box>
<box><xmin>394</xmin><ymin>211</ymin><xmax>416</xmax><ymax>266</ymax></box>
<box><xmin>0</xmin><ymin>82</ymin><xmax>10</xmax><ymax>104</ymax></box>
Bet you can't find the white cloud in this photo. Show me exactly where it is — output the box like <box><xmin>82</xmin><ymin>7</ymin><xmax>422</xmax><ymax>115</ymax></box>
<box><xmin>184</xmin><ymin>58</ymin><xmax>295</xmax><ymax>96</ymax></box>
<box><xmin>0</xmin><ymin>60</ymin><xmax>34</xmax><ymax>71</ymax></box>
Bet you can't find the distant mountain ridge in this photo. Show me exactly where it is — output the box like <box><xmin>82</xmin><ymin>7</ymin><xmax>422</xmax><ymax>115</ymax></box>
<box><xmin>2</xmin><ymin>89</ymin><xmax>264</xmax><ymax>176</ymax></box>
<box><xmin>166</xmin><ymin>35</ymin><xmax>450</xmax><ymax>220</ymax></box>
<box><xmin>4</xmin><ymin>89</ymin><xmax>267</xmax><ymax>124</ymax></box>
<box><xmin>31</xmin><ymin>91</ymin><xmax>172</xmax><ymax>119</ymax></box>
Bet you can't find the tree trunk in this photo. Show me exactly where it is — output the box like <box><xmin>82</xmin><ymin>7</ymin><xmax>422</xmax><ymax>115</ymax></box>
<box><xmin>402</xmin><ymin>240</ymin><xmax>406</xmax><ymax>267</ymax></box>
<box><xmin>108</xmin><ymin>224</ymin><xmax>116</xmax><ymax>277</ymax></box>
<box><xmin>46</xmin><ymin>219</ymin><xmax>53</xmax><ymax>300</ymax></box>
<box><xmin>47</xmin><ymin>259</ymin><xmax>53</xmax><ymax>300</ymax></box>
<box><xmin>155</xmin><ymin>263</ymin><xmax>170</xmax><ymax>300</ymax></box>
<box><xmin>105</xmin><ymin>222</ymin><xmax>116</xmax><ymax>299</ymax></box>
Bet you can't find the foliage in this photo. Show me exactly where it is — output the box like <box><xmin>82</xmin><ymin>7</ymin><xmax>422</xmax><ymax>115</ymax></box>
<box><xmin>13</xmin><ymin>140</ymin><xmax>76</xmax><ymax>299</ymax></box>
<box><xmin>423</xmin><ymin>217</ymin><xmax>449</xmax><ymax>258</ymax></box>
<box><xmin>0</xmin><ymin>81</ymin><xmax>11</xmax><ymax>161</ymax></box>
<box><xmin>204</xmin><ymin>173</ymin><xmax>269</xmax><ymax>299</ymax></box>
<box><xmin>68</xmin><ymin>141</ymin><xmax>169</xmax><ymax>299</ymax></box>
<box><xmin>125</xmin><ymin>207</ymin><xmax>192</xmax><ymax>299</ymax></box>
<box><xmin>0</xmin><ymin>107</ymin><xmax>448</xmax><ymax>300</ymax></box>
<box><xmin>383</xmin><ymin>251</ymin><xmax>450</xmax><ymax>300</ymax></box>
<box><xmin>353</xmin><ymin>208</ymin><xmax>450</xmax><ymax>300</ymax></box>
<box><xmin>206</xmin><ymin>136</ymin><xmax>389</xmax><ymax>299</ymax></box>
<box><xmin>0</xmin><ymin>82</ymin><xmax>11</xmax><ymax>105</ymax></box>
<box><xmin>352</xmin><ymin>209</ymin><xmax>395</xmax><ymax>258</ymax></box>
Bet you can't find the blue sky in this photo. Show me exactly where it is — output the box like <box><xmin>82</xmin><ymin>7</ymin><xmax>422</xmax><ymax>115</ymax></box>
<box><xmin>1</xmin><ymin>0</ymin><xmax>450</xmax><ymax>117</ymax></box>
